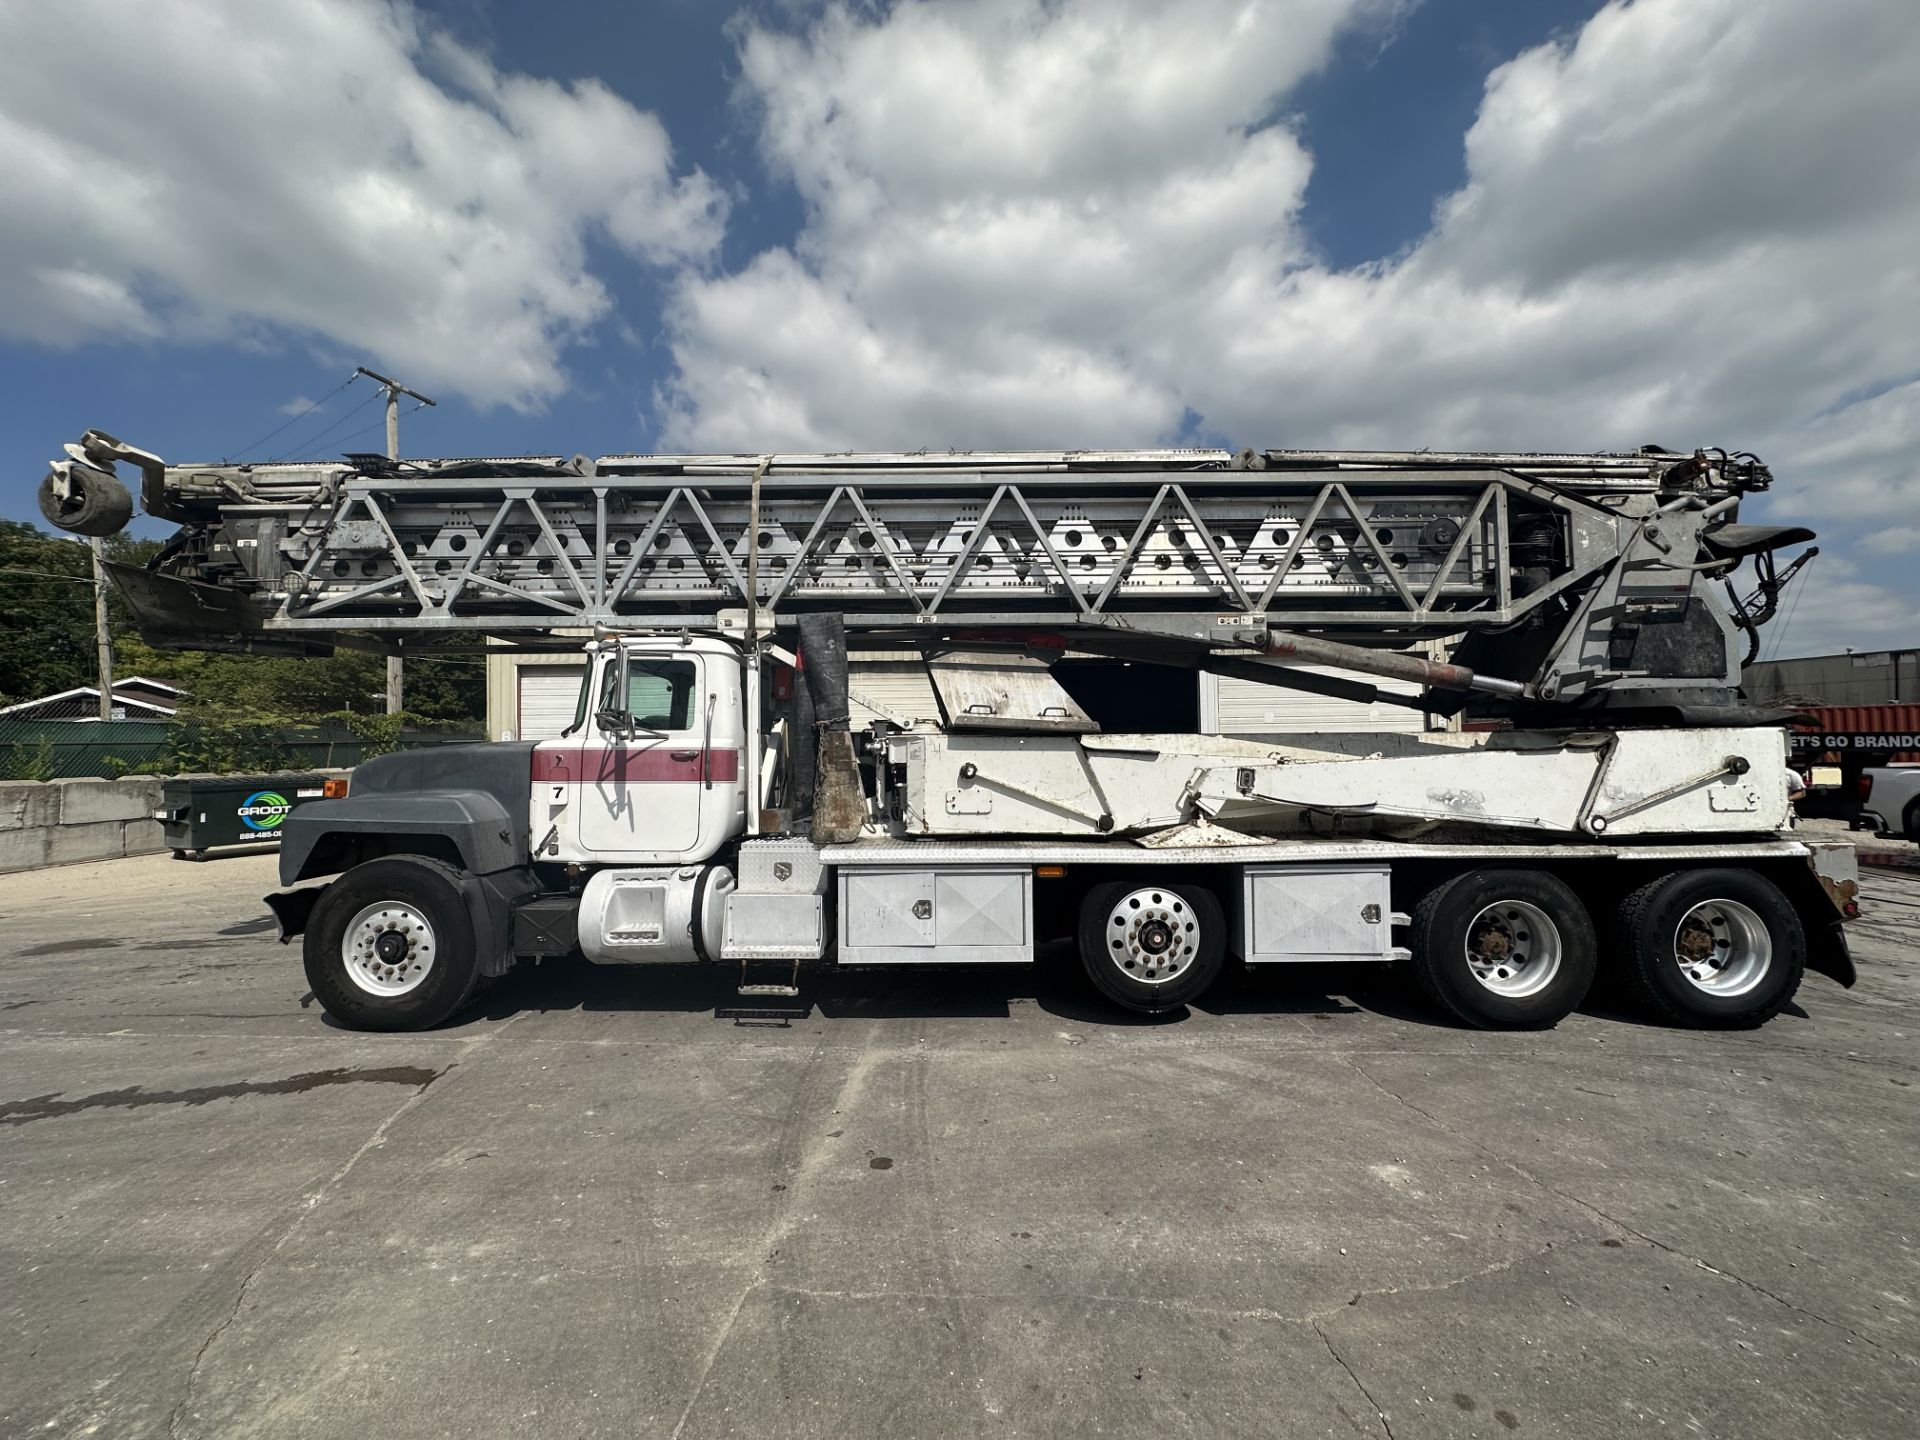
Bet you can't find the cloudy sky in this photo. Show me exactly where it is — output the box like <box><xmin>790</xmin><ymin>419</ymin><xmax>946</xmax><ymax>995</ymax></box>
<box><xmin>2</xmin><ymin>0</ymin><xmax>1915</xmax><ymax>657</ymax></box>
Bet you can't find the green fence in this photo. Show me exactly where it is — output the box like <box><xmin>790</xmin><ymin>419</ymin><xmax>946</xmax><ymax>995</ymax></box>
<box><xmin>0</xmin><ymin>717</ymin><xmax>483</xmax><ymax>781</ymax></box>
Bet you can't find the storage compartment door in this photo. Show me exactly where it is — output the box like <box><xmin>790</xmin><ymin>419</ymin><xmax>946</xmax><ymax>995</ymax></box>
<box><xmin>1243</xmin><ymin>865</ymin><xmax>1395</xmax><ymax>962</ymax></box>
<box><xmin>839</xmin><ymin>867</ymin><xmax>1031</xmax><ymax>964</ymax></box>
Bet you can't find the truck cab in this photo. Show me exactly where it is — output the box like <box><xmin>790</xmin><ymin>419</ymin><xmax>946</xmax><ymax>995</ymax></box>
<box><xmin>268</xmin><ymin>633</ymin><xmax>764</xmax><ymax>1031</ymax></box>
<box><xmin>534</xmin><ymin>636</ymin><xmax>750</xmax><ymax>867</ymax></box>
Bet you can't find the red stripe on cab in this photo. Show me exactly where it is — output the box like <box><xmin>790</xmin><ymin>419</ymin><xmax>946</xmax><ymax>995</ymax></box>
<box><xmin>532</xmin><ymin>747</ymin><xmax>741</xmax><ymax>783</ymax></box>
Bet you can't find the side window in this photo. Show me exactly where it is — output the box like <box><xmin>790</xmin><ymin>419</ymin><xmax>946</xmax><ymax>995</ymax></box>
<box><xmin>600</xmin><ymin>657</ymin><xmax>696</xmax><ymax>731</ymax></box>
<box><xmin>626</xmin><ymin>661</ymin><xmax>695</xmax><ymax>729</ymax></box>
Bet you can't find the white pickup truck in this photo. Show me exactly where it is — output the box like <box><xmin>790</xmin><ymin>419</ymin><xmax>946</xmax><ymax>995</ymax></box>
<box><xmin>1859</xmin><ymin>765</ymin><xmax>1920</xmax><ymax>844</ymax></box>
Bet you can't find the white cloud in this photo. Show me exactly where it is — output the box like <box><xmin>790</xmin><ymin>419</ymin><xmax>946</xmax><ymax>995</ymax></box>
<box><xmin>1856</xmin><ymin>527</ymin><xmax>1920</xmax><ymax>557</ymax></box>
<box><xmin>0</xmin><ymin>0</ymin><xmax>725</xmax><ymax>409</ymax></box>
<box><xmin>660</xmin><ymin>0</ymin><xmax>1401</xmax><ymax>449</ymax></box>
<box><xmin>661</xmin><ymin>0</ymin><xmax>1920</xmax><ymax>657</ymax></box>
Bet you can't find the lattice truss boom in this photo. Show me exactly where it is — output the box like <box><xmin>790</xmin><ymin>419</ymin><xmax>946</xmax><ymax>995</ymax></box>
<box><xmin>215</xmin><ymin>470</ymin><xmax>1605</xmax><ymax>635</ymax></box>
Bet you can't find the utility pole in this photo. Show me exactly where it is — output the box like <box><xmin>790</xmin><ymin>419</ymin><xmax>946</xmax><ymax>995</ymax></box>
<box><xmin>90</xmin><ymin>537</ymin><xmax>114</xmax><ymax>722</ymax></box>
<box><xmin>354</xmin><ymin>366</ymin><xmax>436</xmax><ymax>715</ymax></box>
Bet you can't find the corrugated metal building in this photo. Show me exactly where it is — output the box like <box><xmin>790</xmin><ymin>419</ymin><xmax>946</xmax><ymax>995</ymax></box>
<box><xmin>1745</xmin><ymin>649</ymin><xmax>1920</xmax><ymax>706</ymax></box>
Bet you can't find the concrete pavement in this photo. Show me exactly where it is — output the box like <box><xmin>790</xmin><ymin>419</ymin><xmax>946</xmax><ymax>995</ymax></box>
<box><xmin>1</xmin><ymin>844</ymin><xmax>1916</xmax><ymax>1438</ymax></box>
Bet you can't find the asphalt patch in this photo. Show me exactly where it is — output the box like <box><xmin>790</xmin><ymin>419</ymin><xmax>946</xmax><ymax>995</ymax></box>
<box><xmin>19</xmin><ymin>938</ymin><xmax>121</xmax><ymax>957</ymax></box>
<box><xmin>0</xmin><ymin>1065</ymin><xmax>442</xmax><ymax>1126</ymax></box>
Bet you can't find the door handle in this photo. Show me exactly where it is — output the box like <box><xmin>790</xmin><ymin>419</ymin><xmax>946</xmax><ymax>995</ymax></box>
<box><xmin>669</xmin><ymin>749</ymin><xmax>699</xmax><ymax>761</ymax></box>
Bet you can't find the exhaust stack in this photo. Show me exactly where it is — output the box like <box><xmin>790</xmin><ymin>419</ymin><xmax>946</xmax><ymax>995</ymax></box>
<box><xmin>797</xmin><ymin>613</ymin><xmax>866</xmax><ymax>844</ymax></box>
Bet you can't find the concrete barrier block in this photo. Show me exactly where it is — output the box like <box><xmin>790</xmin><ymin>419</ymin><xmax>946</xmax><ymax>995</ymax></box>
<box><xmin>0</xmin><ymin>826</ymin><xmax>50</xmax><ymax>873</ymax></box>
<box><xmin>0</xmin><ymin>781</ymin><xmax>62</xmax><ymax>831</ymax></box>
<box><xmin>56</xmin><ymin>777</ymin><xmax>161</xmax><ymax>825</ymax></box>
<box><xmin>46</xmin><ymin>819</ymin><xmax>128</xmax><ymax>866</ymax></box>
<box><xmin>123</xmin><ymin>818</ymin><xmax>168</xmax><ymax>856</ymax></box>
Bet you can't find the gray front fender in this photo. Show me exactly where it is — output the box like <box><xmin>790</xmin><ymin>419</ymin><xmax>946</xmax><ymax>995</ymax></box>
<box><xmin>277</xmin><ymin>791</ymin><xmax>520</xmax><ymax>884</ymax></box>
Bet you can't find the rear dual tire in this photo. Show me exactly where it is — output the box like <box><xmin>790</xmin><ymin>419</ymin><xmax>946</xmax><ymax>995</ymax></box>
<box><xmin>1410</xmin><ymin>866</ymin><xmax>1805</xmax><ymax>1030</ymax></box>
<box><xmin>1411</xmin><ymin>869</ymin><xmax>1597</xmax><ymax>1029</ymax></box>
<box><xmin>1616</xmin><ymin>869</ymin><xmax>1804</xmax><ymax>1028</ymax></box>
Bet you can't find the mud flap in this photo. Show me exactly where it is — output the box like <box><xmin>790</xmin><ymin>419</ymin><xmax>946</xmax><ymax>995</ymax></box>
<box><xmin>466</xmin><ymin>867</ymin><xmax>544</xmax><ymax>977</ymax></box>
<box><xmin>265</xmin><ymin>886</ymin><xmax>327</xmax><ymax>943</ymax></box>
<box><xmin>1808</xmin><ymin>919</ymin><xmax>1856</xmax><ymax>989</ymax></box>
<box><xmin>1803</xmin><ymin>841</ymin><xmax>1859</xmax><ymax>988</ymax></box>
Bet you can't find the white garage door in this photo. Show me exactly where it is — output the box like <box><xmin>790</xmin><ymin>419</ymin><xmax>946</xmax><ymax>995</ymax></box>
<box><xmin>517</xmin><ymin>666</ymin><xmax>587</xmax><ymax>741</ymax></box>
<box><xmin>848</xmin><ymin>657</ymin><xmax>940</xmax><ymax>727</ymax></box>
<box><xmin>1205</xmin><ymin>666</ymin><xmax>1427</xmax><ymax>736</ymax></box>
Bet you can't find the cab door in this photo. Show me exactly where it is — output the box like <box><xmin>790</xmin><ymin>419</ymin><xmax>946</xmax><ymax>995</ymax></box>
<box><xmin>534</xmin><ymin>651</ymin><xmax>733</xmax><ymax>860</ymax></box>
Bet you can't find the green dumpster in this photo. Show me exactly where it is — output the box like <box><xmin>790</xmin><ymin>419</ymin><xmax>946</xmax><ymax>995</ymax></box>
<box><xmin>156</xmin><ymin>773</ymin><xmax>336</xmax><ymax>859</ymax></box>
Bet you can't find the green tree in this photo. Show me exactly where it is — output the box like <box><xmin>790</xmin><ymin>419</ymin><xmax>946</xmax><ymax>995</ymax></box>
<box><xmin>0</xmin><ymin>519</ymin><xmax>481</xmax><ymax>725</ymax></box>
<box><xmin>0</xmin><ymin>520</ymin><xmax>103</xmax><ymax>705</ymax></box>
<box><xmin>0</xmin><ymin>522</ymin><xmax>170</xmax><ymax>706</ymax></box>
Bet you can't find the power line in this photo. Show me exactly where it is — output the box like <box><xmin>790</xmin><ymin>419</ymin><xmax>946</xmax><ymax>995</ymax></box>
<box><xmin>228</xmin><ymin>373</ymin><xmax>356</xmax><ymax>460</ymax></box>
<box><xmin>0</xmin><ymin>568</ymin><xmax>96</xmax><ymax>584</ymax></box>
<box><xmin>267</xmin><ymin>388</ymin><xmax>382</xmax><ymax>463</ymax></box>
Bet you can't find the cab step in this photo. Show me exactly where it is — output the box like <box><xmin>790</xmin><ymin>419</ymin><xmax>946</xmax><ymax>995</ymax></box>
<box><xmin>736</xmin><ymin>955</ymin><xmax>803</xmax><ymax>1000</ymax></box>
<box><xmin>724</xmin><ymin>961</ymin><xmax>808</xmax><ymax>1026</ymax></box>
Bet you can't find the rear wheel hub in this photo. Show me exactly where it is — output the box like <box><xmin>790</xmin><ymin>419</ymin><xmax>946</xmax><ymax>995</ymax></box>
<box><xmin>1672</xmin><ymin>898</ymin><xmax>1771</xmax><ymax>996</ymax></box>
<box><xmin>1463</xmin><ymin>899</ymin><xmax>1563</xmax><ymax>999</ymax></box>
<box><xmin>1105</xmin><ymin>888</ymin><xmax>1198</xmax><ymax>985</ymax></box>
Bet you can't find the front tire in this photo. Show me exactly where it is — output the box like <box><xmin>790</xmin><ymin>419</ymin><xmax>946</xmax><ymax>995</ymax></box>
<box><xmin>1411</xmin><ymin>869</ymin><xmax>1597</xmax><ymax>1029</ymax></box>
<box><xmin>304</xmin><ymin>856</ymin><xmax>482</xmax><ymax>1031</ymax></box>
<box><xmin>1617</xmin><ymin>869</ymin><xmax>1804</xmax><ymax>1028</ymax></box>
<box><xmin>1077</xmin><ymin>880</ymin><xmax>1226</xmax><ymax>1014</ymax></box>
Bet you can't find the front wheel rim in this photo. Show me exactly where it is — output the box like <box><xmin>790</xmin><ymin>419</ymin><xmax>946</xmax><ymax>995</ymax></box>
<box><xmin>1672</xmin><ymin>899</ymin><xmax>1771</xmax><ymax>997</ymax></box>
<box><xmin>1464</xmin><ymin>899</ymin><xmax>1562</xmax><ymax>998</ymax></box>
<box><xmin>342</xmin><ymin>901</ymin><xmax>437</xmax><ymax>997</ymax></box>
<box><xmin>1104</xmin><ymin>887</ymin><xmax>1199</xmax><ymax>986</ymax></box>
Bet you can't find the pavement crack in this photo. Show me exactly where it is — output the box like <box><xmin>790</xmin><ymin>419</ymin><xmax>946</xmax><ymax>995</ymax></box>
<box><xmin>1308</xmin><ymin>1239</ymin><xmax>1567</xmax><ymax>1320</ymax></box>
<box><xmin>759</xmin><ymin>1281</ymin><xmax>1299</xmax><ymax>1322</ymax></box>
<box><xmin>670</xmin><ymin>1039</ymin><xmax>876</xmax><ymax>1439</ymax></box>
<box><xmin>1339</xmin><ymin>1053</ymin><xmax>1454</xmax><ymax>1131</ymax></box>
<box><xmin>751</xmin><ymin>1238</ymin><xmax>1611</xmax><ymax>1333</ymax></box>
<box><xmin>159</xmin><ymin>1020</ymin><xmax>518</xmax><ymax>1439</ymax></box>
<box><xmin>668</xmin><ymin>1282</ymin><xmax>756</xmax><ymax>1440</ymax></box>
<box><xmin>1313</xmin><ymin>1320</ymin><xmax>1395</xmax><ymax>1440</ymax></box>
<box><xmin>1527</xmin><ymin>1190</ymin><xmax>1917</xmax><ymax>1366</ymax></box>
<box><xmin>167</xmin><ymin>1258</ymin><xmax>261</xmax><ymax>1440</ymax></box>
<box><xmin>1342</xmin><ymin>1054</ymin><xmax>1916</xmax><ymax>1366</ymax></box>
